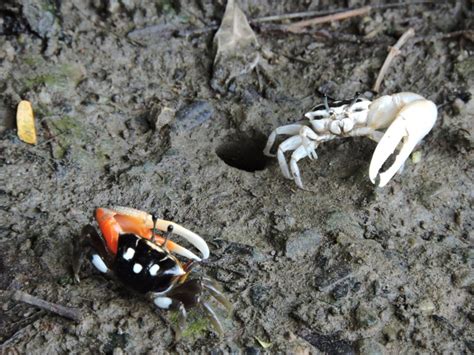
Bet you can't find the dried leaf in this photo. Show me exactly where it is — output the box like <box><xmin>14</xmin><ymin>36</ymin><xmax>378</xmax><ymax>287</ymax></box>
<box><xmin>255</xmin><ymin>336</ymin><xmax>272</xmax><ymax>349</ymax></box>
<box><xmin>16</xmin><ymin>100</ymin><xmax>37</xmax><ymax>145</ymax></box>
<box><xmin>211</xmin><ymin>0</ymin><xmax>260</xmax><ymax>93</ymax></box>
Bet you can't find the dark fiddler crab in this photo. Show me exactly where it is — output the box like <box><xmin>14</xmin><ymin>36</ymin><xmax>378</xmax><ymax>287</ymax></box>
<box><xmin>73</xmin><ymin>206</ymin><xmax>231</xmax><ymax>338</ymax></box>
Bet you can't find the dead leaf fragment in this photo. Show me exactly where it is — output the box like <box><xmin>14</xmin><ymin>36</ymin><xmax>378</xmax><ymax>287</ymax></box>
<box><xmin>211</xmin><ymin>0</ymin><xmax>260</xmax><ymax>93</ymax></box>
<box><xmin>17</xmin><ymin>100</ymin><xmax>37</xmax><ymax>144</ymax></box>
<box><xmin>255</xmin><ymin>336</ymin><xmax>272</xmax><ymax>349</ymax></box>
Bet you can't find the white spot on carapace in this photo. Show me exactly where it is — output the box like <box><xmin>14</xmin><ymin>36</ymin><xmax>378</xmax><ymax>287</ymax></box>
<box><xmin>154</xmin><ymin>296</ymin><xmax>172</xmax><ymax>309</ymax></box>
<box><xmin>123</xmin><ymin>247</ymin><xmax>135</xmax><ymax>261</ymax></box>
<box><xmin>91</xmin><ymin>254</ymin><xmax>108</xmax><ymax>273</ymax></box>
<box><xmin>133</xmin><ymin>263</ymin><xmax>143</xmax><ymax>274</ymax></box>
<box><xmin>149</xmin><ymin>264</ymin><xmax>160</xmax><ymax>276</ymax></box>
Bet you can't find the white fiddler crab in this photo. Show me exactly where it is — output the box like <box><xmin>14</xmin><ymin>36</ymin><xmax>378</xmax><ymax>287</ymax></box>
<box><xmin>264</xmin><ymin>92</ymin><xmax>438</xmax><ymax>188</ymax></box>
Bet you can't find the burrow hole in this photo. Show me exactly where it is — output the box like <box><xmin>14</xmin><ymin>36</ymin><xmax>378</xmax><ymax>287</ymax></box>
<box><xmin>216</xmin><ymin>132</ymin><xmax>269</xmax><ymax>172</ymax></box>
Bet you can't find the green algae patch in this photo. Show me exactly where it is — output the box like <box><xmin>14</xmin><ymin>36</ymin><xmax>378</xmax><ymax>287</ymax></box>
<box><xmin>47</xmin><ymin>116</ymin><xmax>109</xmax><ymax>170</ymax></box>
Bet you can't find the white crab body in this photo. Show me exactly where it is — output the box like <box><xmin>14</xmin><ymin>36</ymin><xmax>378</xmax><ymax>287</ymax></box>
<box><xmin>264</xmin><ymin>92</ymin><xmax>437</xmax><ymax>188</ymax></box>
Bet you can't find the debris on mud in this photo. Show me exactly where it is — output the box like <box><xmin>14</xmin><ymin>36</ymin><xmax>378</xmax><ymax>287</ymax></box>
<box><xmin>211</xmin><ymin>0</ymin><xmax>260</xmax><ymax>94</ymax></box>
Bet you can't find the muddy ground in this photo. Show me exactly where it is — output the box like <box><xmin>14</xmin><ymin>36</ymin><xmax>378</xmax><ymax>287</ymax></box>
<box><xmin>0</xmin><ymin>0</ymin><xmax>473</xmax><ymax>353</ymax></box>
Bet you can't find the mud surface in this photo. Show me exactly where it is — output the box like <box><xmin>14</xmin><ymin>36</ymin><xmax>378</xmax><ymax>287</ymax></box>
<box><xmin>1</xmin><ymin>0</ymin><xmax>473</xmax><ymax>353</ymax></box>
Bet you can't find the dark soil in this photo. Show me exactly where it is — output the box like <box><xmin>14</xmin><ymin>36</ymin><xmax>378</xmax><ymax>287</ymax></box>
<box><xmin>1</xmin><ymin>0</ymin><xmax>473</xmax><ymax>353</ymax></box>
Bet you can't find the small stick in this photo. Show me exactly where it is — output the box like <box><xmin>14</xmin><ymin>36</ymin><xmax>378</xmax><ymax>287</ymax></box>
<box><xmin>419</xmin><ymin>29</ymin><xmax>474</xmax><ymax>42</ymax></box>
<box><xmin>251</xmin><ymin>9</ymin><xmax>337</xmax><ymax>23</ymax></box>
<box><xmin>10</xmin><ymin>290</ymin><xmax>83</xmax><ymax>322</ymax></box>
<box><xmin>251</xmin><ymin>1</ymin><xmax>436</xmax><ymax>23</ymax></box>
<box><xmin>286</xmin><ymin>6</ymin><xmax>372</xmax><ymax>33</ymax></box>
<box><xmin>372</xmin><ymin>28</ymin><xmax>415</xmax><ymax>93</ymax></box>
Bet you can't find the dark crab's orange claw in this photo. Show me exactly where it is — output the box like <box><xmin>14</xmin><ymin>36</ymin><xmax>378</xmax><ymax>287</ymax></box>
<box><xmin>95</xmin><ymin>207</ymin><xmax>209</xmax><ymax>260</ymax></box>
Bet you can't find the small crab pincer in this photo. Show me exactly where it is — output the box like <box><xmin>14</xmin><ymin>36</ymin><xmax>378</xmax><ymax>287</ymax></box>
<box><xmin>264</xmin><ymin>92</ymin><xmax>437</xmax><ymax>188</ymax></box>
<box><xmin>73</xmin><ymin>206</ymin><xmax>231</xmax><ymax>339</ymax></box>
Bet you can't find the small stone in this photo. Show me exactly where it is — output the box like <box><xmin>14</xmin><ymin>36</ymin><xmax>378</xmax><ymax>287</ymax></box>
<box><xmin>324</xmin><ymin>211</ymin><xmax>363</xmax><ymax>239</ymax></box>
<box><xmin>173</xmin><ymin>101</ymin><xmax>214</xmax><ymax>133</ymax></box>
<box><xmin>332</xmin><ymin>282</ymin><xmax>349</xmax><ymax>300</ymax></box>
<box><xmin>452</xmin><ymin>98</ymin><xmax>465</xmax><ymax>114</ymax></box>
<box><xmin>108</xmin><ymin>0</ymin><xmax>121</xmax><ymax>13</ymax></box>
<box><xmin>285</xmin><ymin>229</ymin><xmax>323</xmax><ymax>260</ymax></box>
<box><xmin>38</xmin><ymin>90</ymin><xmax>52</xmax><ymax>105</ymax></box>
<box><xmin>0</xmin><ymin>41</ymin><xmax>15</xmax><ymax>61</ymax></box>
<box><xmin>452</xmin><ymin>267</ymin><xmax>473</xmax><ymax>288</ymax></box>
<box><xmin>154</xmin><ymin>107</ymin><xmax>175</xmax><ymax>131</ymax></box>
<box><xmin>120</xmin><ymin>0</ymin><xmax>135</xmax><ymax>11</ymax></box>
<box><xmin>418</xmin><ymin>299</ymin><xmax>435</xmax><ymax>314</ymax></box>
<box><xmin>357</xmin><ymin>339</ymin><xmax>384</xmax><ymax>355</ymax></box>
<box><xmin>20</xmin><ymin>239</ymin><xmax>32</xmax><ymax>252</ymax></box>
<box><xmin>22</xmin><ymin>0</ymin><xmax>59</xmax><ymax>39</ymax></box>
<box><xmin>355</xmin><ymin>303</ymin><xmax>379</xmax><ymax>328</ymax></box>
<box><xmin>382</xmin><ymin>324</ymin><xmax>399</xmax><ymax>343</ymax></box>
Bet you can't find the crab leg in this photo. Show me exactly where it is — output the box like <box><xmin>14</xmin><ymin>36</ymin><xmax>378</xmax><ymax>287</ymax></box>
<box><xmin>290</xmin><ymin>142</ymin><xmax>317</xmax><ymax>188</ymax></box>
<box><xmin>263</xmin><ymin>124</ymin><xmax>304</xmax><ymax>157</ymax></box>
<box><xmin>202</xmin><ymin>280</ymin><xmax>233</xmax><ymax>313</ymax></box>
<box><xmin>369</xmin><ymin>99</ymin><xmax>437</xmax><ymax>187</ymax></box>
<box><xmin>277</xmin><ymin>135</ymin><xmax>303</xmax><ymax>179</ymax></box>
<box><xmin>201</xmin><ymin>301</ymin><xmax>225</xmax><ymax>336</ymax></box>
<box><xmin>299</xmin><ymin>126</ymin><xmax>320</xmax><ymax>160</ymax></box>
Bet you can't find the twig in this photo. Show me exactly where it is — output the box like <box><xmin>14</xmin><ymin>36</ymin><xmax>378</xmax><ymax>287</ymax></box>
<box><xmin>254</xmin><ymin>1</ymin><xmax>436</xmax><ymax>24</ymax></box>
<box><xmin>286</xmin><ymin>6</ymin><xmax>372</xmax><ymax>33</ymax></box>
<box><xmin>9</xmin><ymin>290</ymin><xmax>82</xmax><ymax>322</ymax></box>
<box><xmin>126</xmin><ymin>1</ymin><xmax>439</xmax><ymax>40</ymax></box>
<box><xmin>251</xmin><ymin>1</ymin><xmax>437</xmax><ymax>23</ymax></box>
<box><xmin>251</xmin><ymin>9</ymin><xmax>338</xmax><ymax>23</ymax></box>
<box><xmin>372</xmin><ymin>28</ymin><xmax>415</xmax><ymax>93</ymax></box>
<box><xmin>418</xmin><ymin>29</ymin><xmax>474</xmax><ymax>42</ymax></box>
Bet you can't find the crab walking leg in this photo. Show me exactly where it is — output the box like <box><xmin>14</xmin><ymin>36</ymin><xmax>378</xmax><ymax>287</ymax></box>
<box><xmin>202</xmin><ymin>280</ymin><xmax>233</xmax><ymax>313</ymax></box>
<box><xmin>155</xmin><ymin>220</ymin><xmax>210</xmax><ymax>260</ymax></box>
<box><xmin>263</xmin><ymin>124</ymin><xmax>305</xmax><ymax>156</ymax></box>
<box><xmin>275</xmin><ymin>135</ymin><xmax>303</xmax><ymax>179</ymax></box>
<box><xmin>201</xmin><ymin>301</ymin><xmax>225</xmax><ymax>336</ymax></box>
<box><xmin>290</xmin><ymin>142</ymin><xmax>316</xmax><ymax>188</ymax></box>
<box><xmin>369</xmin><ymin>99</ymin><xmax>437</xmax><ymax>187</ymax></box>
<box><xmin>299</xmin><ymin>126</ymin><xmax>320</xmax><ymax>160</ymax></box>
<box><xmin>153</xmin><ymin>296</ymin><xmax>187</xmax><ymax>340</ymax></box>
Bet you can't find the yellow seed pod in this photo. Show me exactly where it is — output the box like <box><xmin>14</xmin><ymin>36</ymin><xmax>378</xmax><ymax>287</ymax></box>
<box><xmin>17</xmin><ymin>100</ymin><xmax>37</xmax><ymax>145</ymax></box>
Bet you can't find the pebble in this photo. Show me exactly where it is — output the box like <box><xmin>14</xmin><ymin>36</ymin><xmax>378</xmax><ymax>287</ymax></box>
<box><xmin>173</xmin><ymin>100</ymin><xmax>214</xmax><ymax>133</ymax></box>
<box><xmin>452</xmin><ymin>268</ymin><xmax>473</xmax><ymax>288</ymax></box>
<box><xmin>324</xmin><ymin>211</ymin><xmax>364</xmax><ymax>239</ymax></box>
<box><xmin>22</xmin><ymin>0</ymin><xmax>58</xmax><ymax>38</ymax></box>
<box><xmin>285</xmin><ymin>229</ymin><xmax>323</xmax><ymax>260</ymax></box>
<box><xmin>357</xmin><ymin>339</ymin><xmax>384</xmax><ymax>355</ymax></box>
<box><xmin>355</xmin><ymin>303</ymin><xmax>379</xmax><ymax>328</ymax></box>
<box><xmin>418</xmin><ymin>299</ymin><xmax>435</xmax><ymax>314</ymax></box>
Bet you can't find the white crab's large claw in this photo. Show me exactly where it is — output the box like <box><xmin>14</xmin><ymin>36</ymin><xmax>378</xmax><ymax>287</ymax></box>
<box><xmin>369</xmin><ymin>99</ymin><xmax>437</xmax><ymax>187</ymax></box>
